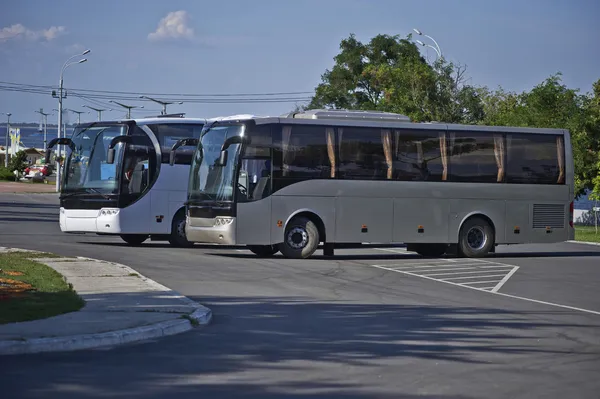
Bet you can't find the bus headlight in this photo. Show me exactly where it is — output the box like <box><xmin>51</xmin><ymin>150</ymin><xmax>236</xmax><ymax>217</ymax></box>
<box><xmin>214</xmin><ymin>217</ymin><xmax>233</xmax><ymax>226</ymax></box>
<box><xmin>99</xmin><ymin>208</ymin><xmax>120</xmax><ymax>216</ymax></box>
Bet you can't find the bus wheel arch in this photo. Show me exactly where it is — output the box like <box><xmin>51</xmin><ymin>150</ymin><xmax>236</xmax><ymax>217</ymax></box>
<box><xmin>169</xmin><ymin>207</ymin><xmax>193</xmax><ymax>247</ymax></box>
<box><xmin>279</xmin><ymin>211</ymin><xmax>325</xmax><ymax>259</ymax></box>
<box><xmin>457</xmin><ymin>213</ymin><xmax>496</xmax><ymax>258</ymax></box>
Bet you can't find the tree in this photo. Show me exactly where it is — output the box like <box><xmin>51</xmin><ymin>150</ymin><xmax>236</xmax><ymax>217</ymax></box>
<box><xmin>8</xmin><ymin>150</ymin><xmax>27</xmax><ymax>174</ymax></box>
<box><xmin>308</xmin><ymin>33</ymin><xmax>485</xmax><ymax>124</ymax></box>
<box><xmin>586</xmin><ymin>79</ymin><xmax>600</xmax><ymax>201</ymax></box>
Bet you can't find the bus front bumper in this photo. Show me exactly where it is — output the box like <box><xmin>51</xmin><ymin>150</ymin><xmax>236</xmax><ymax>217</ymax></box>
<box><xmin>185</xmin><ymin>216</ymin><xmax>236</xmax><ymax>245</ymax></box>
<box><xmin>60</xmin><ymin>207</ymin><xmax>123</xmax><ymax>234</ymax></box>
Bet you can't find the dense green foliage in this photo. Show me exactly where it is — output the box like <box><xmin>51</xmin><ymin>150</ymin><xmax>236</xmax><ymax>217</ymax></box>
<box><xmin>307</xmin><ymin>33</ymin><xmax>600</xmax><ymax>199</ymax></box>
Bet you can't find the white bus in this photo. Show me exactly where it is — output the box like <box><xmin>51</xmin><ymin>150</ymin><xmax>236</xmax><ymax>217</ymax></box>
<box><xmin>46</xmin><ymin>116</ymin><xmax>207</xmax><ymax>246</ymax></box>
<box><xmin>180</xmin><ymin>109</ymin><xmax>574</xmax><ymax>258</ymax></box>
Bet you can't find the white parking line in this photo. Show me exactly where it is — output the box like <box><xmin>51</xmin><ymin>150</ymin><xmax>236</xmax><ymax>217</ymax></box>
<box><xmin>371</xmin><ymin>251</ymin><xmax>520</xmax><ymax>293</ymax></box>
<box><xmin>371</xmin><ymin>249</ymin><xmax>600</xmax><ymax>316</ymax></box>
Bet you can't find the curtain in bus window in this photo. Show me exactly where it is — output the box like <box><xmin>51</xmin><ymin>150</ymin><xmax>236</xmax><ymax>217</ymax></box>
<box><xmin>447</xmin><ymin>132</ymin><xmax>498</xmax><ymax>183</ymax></box>
<box><xmin>505</xmin><ymin>133</ymin><xmax>561</xmax><ymax>184</ymax></box>
<box><xmin>281</xmin><ymin>126</ymin><xmax>292</xmax><ymax>177</ymax></box>
<box><xmin>337</xmin><ymin>126</ymin><xmax>387</xmax><ymax>179</ymax></box>
<box><xmin>493</xmin><ymin>134</ymin><xmax>505</xmax><ymax>182</ymax></box>
<box><xmin>326</xmin><ymin>127</ymin><xmax>336</xmax><ymax>178</ymax></box>
<box><xmin>439</xmin><ymin>132</ymin><xmax>448</xmax><ymax>181</ymax></box>
<box><xmin>556</xmin><ymin>136</ymin><xmax>565</xmax><ymax>184</ymax></box>
<box><xmin>381</xmin><ymin>129</ymin><xmax>392</xmax><ymax>179</ymax></box>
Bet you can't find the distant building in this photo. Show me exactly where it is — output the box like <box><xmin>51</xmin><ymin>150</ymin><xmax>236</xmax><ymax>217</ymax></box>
<box><xmin>574</xmin><ymin>189</ymin><xmax>599</xmax><ymax>226</ymax></box>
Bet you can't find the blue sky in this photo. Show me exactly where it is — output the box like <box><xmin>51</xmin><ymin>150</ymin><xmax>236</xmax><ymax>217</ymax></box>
<box><xmin>0</xmin><ymin>0</ymin><xmax>598</xmax><ymax>124</ymax></box>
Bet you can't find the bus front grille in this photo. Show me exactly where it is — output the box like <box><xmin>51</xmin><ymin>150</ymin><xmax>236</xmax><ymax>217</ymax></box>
<box><xmin>532</xmin><ymin>204</ymin><xmax>565</xmax><ymax>229</ymax></box>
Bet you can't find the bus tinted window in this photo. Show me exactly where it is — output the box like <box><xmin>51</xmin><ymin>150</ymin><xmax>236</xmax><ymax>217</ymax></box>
<box><xmin>506</xmin><ymin>134</ymin><xmax>565</xmax><ymax>184</ymax></box>
<box><xmin>273</xmin><ymin>124</ymin><xmax>333</xmax><ymax>181</ymax></box>
<box><xmin>148</xmin><ymin>123</ymin><xmax>204</xmax><ymax>164</ymax></box>
<box><xmin>338</xmin><ymin>127</ymin><xmax>388</xmax><ymax>179</ymax></box>
<box><xmin>394</xmin><ymin>130</ymin><xmax>446</xmax><ymax>181</ymax></box>
<box><xmin>448</xmin><ymin>132</ymin><xmax>499</xmax><ymax>183</ymax></box>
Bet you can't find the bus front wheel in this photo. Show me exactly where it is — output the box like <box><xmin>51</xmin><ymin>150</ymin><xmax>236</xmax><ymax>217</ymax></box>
<box><xmin>247</xmin><ymin>245</ymin><xmax>279</xmax><ymax>257</ymax></box>
<box><xmin>169</xmin><ymin>211</ymin><xmax>193</xmax><ymax>247</ymax></box>
<box><xmin>458</xmin><ymin>217</ymin><xmax>495</xmax><ymax>258</ymax></box>
<box><xmin>279</xmin><ymin>216</ymin><xmax>320</xmax><ymax>259</ymax></box>
<box><xmin>120</xmin><ymin>234</ymin><xmax>148</xmax><ymax>246</ymax></box>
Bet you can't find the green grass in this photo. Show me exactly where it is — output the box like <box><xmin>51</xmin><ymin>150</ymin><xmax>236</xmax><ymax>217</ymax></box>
<box><xmin>575</xmin><ymin>225</ymin><xmax>600</xmax><ymax>243</ymax></box>
<box><xmin>0</xmin><ymin>252</ymin><xmax>84</xmax><ymax>324</ymax></box>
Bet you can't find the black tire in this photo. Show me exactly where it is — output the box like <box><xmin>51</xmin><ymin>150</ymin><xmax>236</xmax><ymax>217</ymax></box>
<box><xmin>168</xmin><ymin>211</ymin><xmax>194</xmax><ymax>247</ymax></box>
<box><xmin>120</xmin><ymin>234</ymin><xmax>148</xmax><ymax>246</ymax></box>
<box><xmin>458</xmin><ymin>217</ymin><xmax>495</xmax><ymax>258</ymax></box>
<box><xmin>247</xmin><ymin>245</ymin><xmax>279</xmax><ymax>257</ymax></box>
<box><xmin>415</xmin><ymin>243</ymin><xmax>448</xmax><ymax>257</ymax></box>
<box><xmin>278</xmin><ymin>216</ymin><xmax>320</xmax><ymax>259</ymax></box>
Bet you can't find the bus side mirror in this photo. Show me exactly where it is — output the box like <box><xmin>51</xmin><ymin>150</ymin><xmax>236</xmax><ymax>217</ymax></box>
<box><xmin>216</xmin><ymin>150</ymin><xmax>228</xmax><ymax>166</ymax></box>
<box><xmin>106</xmin><ymin>135</ymin><xmax>132</xmax><ymax>164</ymax></box>
<box><xmin>107</xmin><ymin>148</ymin><xmax>116</xmax><ymax>164</ymax></box>
<box><xmin>45</xmin><ymin>137</ymin><xmax>74</xmax><ymax>164</ymax></box>
<box><xmin>169</xmin><ymin>138</ymin><xmax>199</xmax><ymax>166</ymax></box>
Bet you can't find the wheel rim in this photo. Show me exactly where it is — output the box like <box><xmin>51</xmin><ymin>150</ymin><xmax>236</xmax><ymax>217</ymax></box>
<box><xmin>286</xmin><ymin>227</ymin><xmax>308</xmax><ymax>249</ymax></box>
<box><xmin>466</xmin><ymin>226</ymin><xmax>486</xmax><ymax>250</ymax></box>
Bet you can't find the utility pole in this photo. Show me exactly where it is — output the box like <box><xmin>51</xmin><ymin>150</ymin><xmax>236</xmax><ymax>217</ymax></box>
<box><xmin>82</xmin><ymin>105</ymin><xmax>109</xmax><ymax>121</ymax></box>
<box><xmin>68</xmin><ymin>109</ymin><xmax>88</xmax><ymax>124</ymax></box>
<box><xmin>34</xmin><ymin>109</ymin><xmax>51</xmax><ymax>150</ymax></box>
<box><xmin>139</xmin><ymin>96</ymin><xmax>183</xmax><ymax>115</ymax></box>
<box><xmin>109</xmin><ymin>100</ymin><xmax>143</xmax><ymax>119</ymax></box>
<box><xmin>1</xmin><ymin>112</ymin><xmax>10</xmax><ymax>167</ymax></box>
<box><xmin>52</xmin><ymin>49</ymin><xmax>90</xmax><ymax>193</ymax></box>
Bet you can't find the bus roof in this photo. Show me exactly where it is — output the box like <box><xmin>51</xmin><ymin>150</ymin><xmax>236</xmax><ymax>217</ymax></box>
<box><xmin>210</xmin><ymin>109</ymin><xmax>568</xmax><ymax>135</ymax></box>
<box><xmin>75</xmin><ymin>117</ymin><xmax>210</xmax><ymax>127</ymax></box>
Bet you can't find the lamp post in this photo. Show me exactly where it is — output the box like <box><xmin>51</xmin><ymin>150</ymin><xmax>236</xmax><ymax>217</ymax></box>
<box><xmin>139</xmin><ymin>96</ymin><xmax>183</xmax><ymax>115</ymax></box>
<box><xmin>34</xmin><ymin>109</ymin><xmax>51</xmax><ymax>150</ymax></box>
<box><xmin>82</xmin><ymin>105</ymin><xmax>110</xmax><ymax>121</ymax></box>
<box><xmin>413</xmin><ymin>29</ymin><xmax>442</xmax><ymax>58</ymax></box>
<box><xmin>54</xmin><ymin>48</ymin><xmax>90</xmax><ymax>192</ymax></box>
<box><xmin>1</xmin><ymin>112</ymin><xmax>10</xmax><ymax>167</ymax></box>
<box><xmin>109</xmin><ymin>100</ymin><xmax>143</xmax><ymax>119</ymax></box>
<box><xmin>67</xmin><ymin>108</ymin><xmax>88</xmax><ymax>125</ymax></box>
<box><xmin>415</xmin><ymin>39</ymin><xmax>441</xmax><ymax>59</ymax></box>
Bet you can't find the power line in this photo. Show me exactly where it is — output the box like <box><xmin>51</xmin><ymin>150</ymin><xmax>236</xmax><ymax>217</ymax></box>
<box><xmin>0</xmin><ymin>80</ymin><xmax>314</xmax><ymax>97</ymax></box>
<box><xmin>0</xmin><ymin>85</ymin><xmax>312</xmax><ymax>104</ymax></box>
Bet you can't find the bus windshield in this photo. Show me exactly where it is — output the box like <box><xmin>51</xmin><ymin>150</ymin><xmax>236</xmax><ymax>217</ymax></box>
<box><xmin>188</xmin><ymin>124</ymin><xmax>243</xmax><ymax>203</ymax></box>
<box><xmin>63</xmin><ymin>124</ymin><xmax>128</xmax><ymax>195</ymax></box>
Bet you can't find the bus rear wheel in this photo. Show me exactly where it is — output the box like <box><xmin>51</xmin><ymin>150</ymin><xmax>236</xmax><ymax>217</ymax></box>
<box><xmin>279</xmin><ymin>216</ymin><xmax>320</xmax><ymax>259</ymax></box>
<box><xmin>458</xmin><ymin>217</ymin><xmax>494</xmax><ymax>258</ymax></box>
<box><xmin>169</xmin><ymin>211</ymin><xmax>193</xmax><ymax>247</ymax></box>
<box><xmin>247</xmin><ymin>245</ymin><xmax>279</xmax><ymax>257</ymax></box>
<box><xmin>120</xmin><ymin>234</ymin><xmax>148</xmax><ymax>246</ymax></box>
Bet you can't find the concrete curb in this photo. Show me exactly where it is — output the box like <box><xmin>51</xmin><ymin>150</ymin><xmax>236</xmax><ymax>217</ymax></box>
<box><xmin>0</xmin><ymin>248</ymin><xmax>212</xmax><ymax>356</ymax></box>
<box><xmin>567</xmin><ymin>240</ymin><xmax>600</xmax><ymax>246</ymax></box>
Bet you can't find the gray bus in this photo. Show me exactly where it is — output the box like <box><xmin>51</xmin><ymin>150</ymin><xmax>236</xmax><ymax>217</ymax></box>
<box><xmin>178</xmin><ymin>109</ymin><xmax>574</xmax><ymax>259</ymax></box>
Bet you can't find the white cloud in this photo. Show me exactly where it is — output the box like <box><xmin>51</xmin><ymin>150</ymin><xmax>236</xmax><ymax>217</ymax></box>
<box><xmin>0</xmin><ymin>23</ymin><xmax>66</xmax><ymax>43</ymax></box>
<box><xmin>148</xmin><ymin>11</ymin><xmax>194</xmax><ymax>41</ymax></box>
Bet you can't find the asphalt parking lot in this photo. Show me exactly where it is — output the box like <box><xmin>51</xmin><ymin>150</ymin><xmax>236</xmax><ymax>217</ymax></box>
<box><xmin>1</xmin><ymin>193</ymin><xmax>599</xmax><ymax>399</ymax></box>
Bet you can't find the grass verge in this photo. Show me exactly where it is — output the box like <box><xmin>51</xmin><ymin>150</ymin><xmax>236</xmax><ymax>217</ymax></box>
<box><xmin>575</xmin><ymin>225</ymin><xmax>600</xmax><ymax>243</ymax></box>
<box><xmin>0</xmin><ymin>251</ymin><xmax>84</xmax><ymax>324</ymax></box>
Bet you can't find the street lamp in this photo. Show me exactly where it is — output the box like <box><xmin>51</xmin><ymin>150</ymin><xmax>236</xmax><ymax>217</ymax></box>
<box><xmin>1</xmin><ymin>112</ymin><xmax>10</xmax><ymax>167</ymax></box>
<box><xmin>82</xmin><ymin>105</ymin><xmax>110</xmax><ymax>121</ymax></box>
<box><xmin>109</xmin><ymin>100</ymin><xmax>143</xmax><ymax>119</ymax></box>
<box><xmin>139</xmin><ymin>96</ymin><xmax>183</xmax><ymax>115</ymax></box>
<box><xmin>415</xmin><ymin>39</ymin><xmax>441</xmax><ymax>59</ymax></box>
<box><xmin>67</xmin><ymin>108</ymin><xmax>89</xmax><ymax>125</ymax></box>
<box><xmin>54</xmin><ymin>48</ymin><xmax>90</xmax><ymax>192</ymax></box>
<box><xmin>413</xmin><ymin>28</ymin><xmax>442</xmax><ymax>58</ymax></box>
